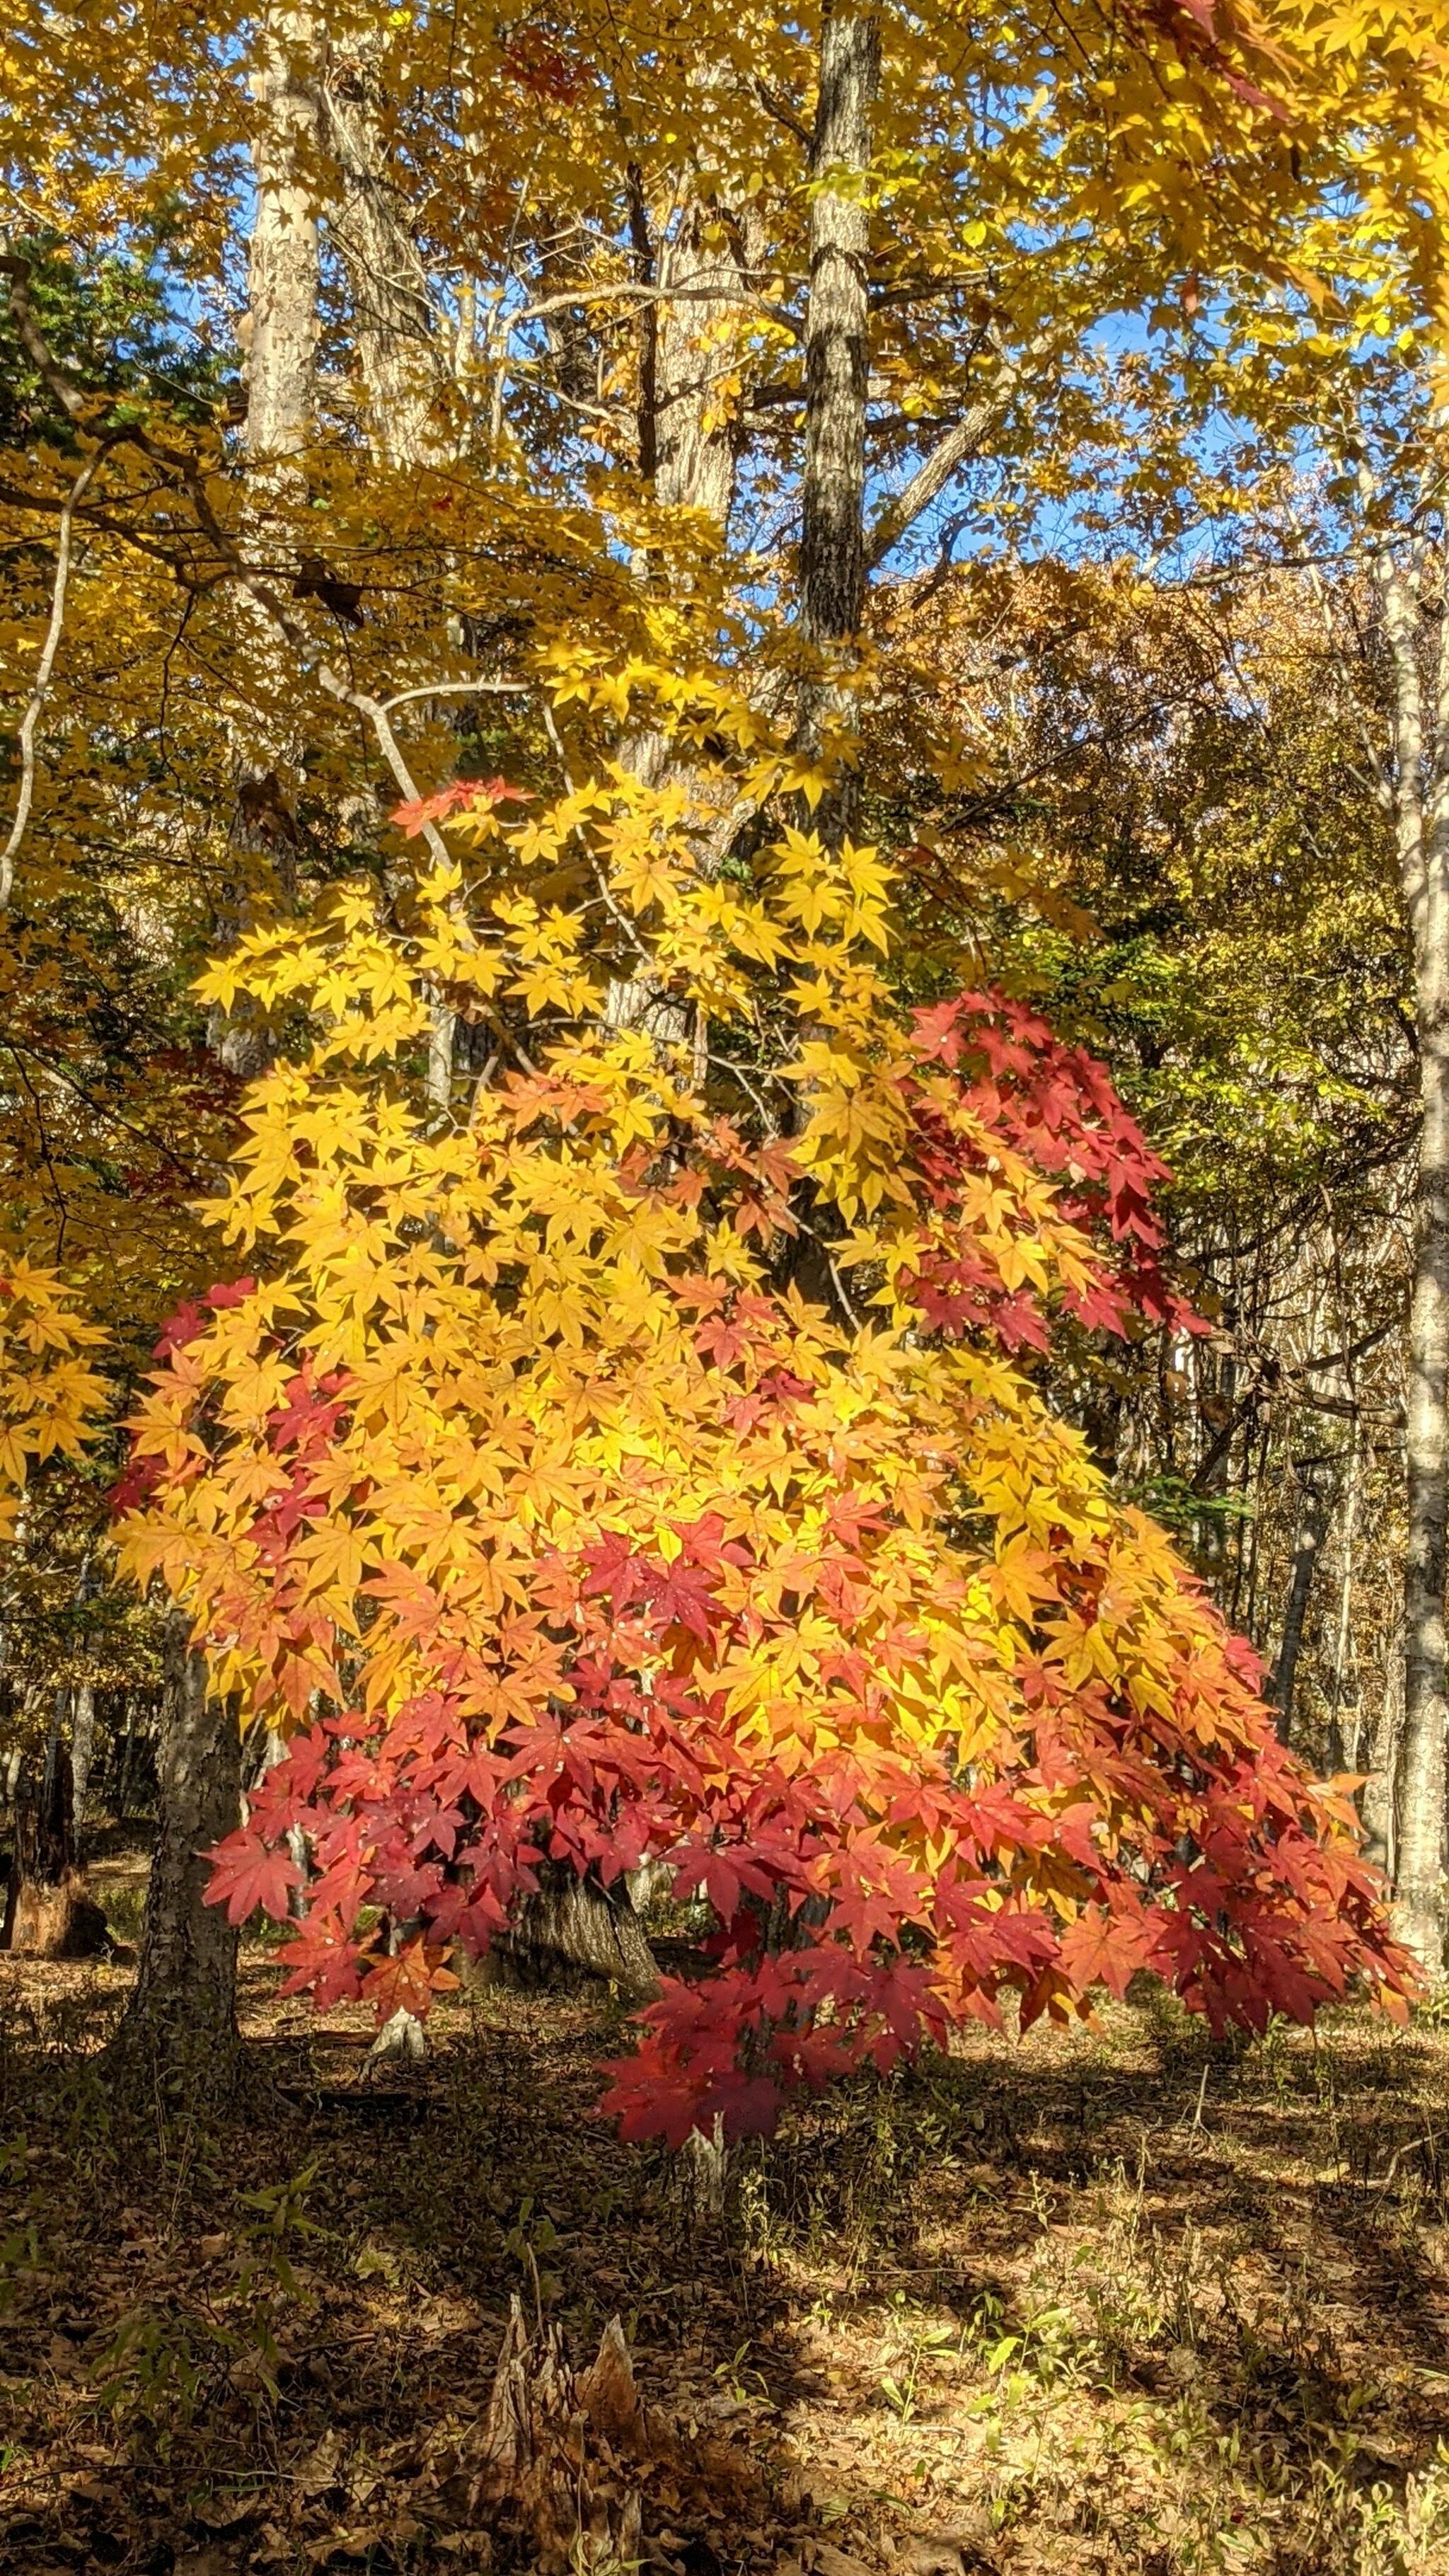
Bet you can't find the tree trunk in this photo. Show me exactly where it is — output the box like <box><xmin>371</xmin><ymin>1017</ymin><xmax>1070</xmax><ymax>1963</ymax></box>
<box><xmin>778</xmin><ymin>6</ymin><xmax>880</xmax><ymax>1315</ymax></box>
<box><xmin>579</xmin><ymin>146</ymin><xmax>759</xmax><ymax>1989</ymax></box>
<box><xmin>1327</xmin><ymin>1430</ymin><xmax>1361</xmax><ymax>1773</ymax></box>
<box><xmin>209</xmin><ymin>2</ymin><xmax>323</xmax><ymax>1080</ymax></box>
<box><xmin>652</xmin><ymin>183</ymin><xmax>756</xmax><ymax>527</ymax></box>
<box><xmin>577</xmin><ymin>158</ymin><xmax>762</xmax><ymax>1986</ymax></box>
<box><xmin>245</xmin><ymin>6</ymin><xmax>320</xmax><ymax>466</ymax></box>
<box><xmin>109</xmin><ymin>1615</ymin><xmax>241</xmax><ymax>2093</ymax></box>
<box><xmin>1382</xmin><ymin>549</ymin><xmax>1449</xmax><ymax>1969</ymax></box>
<box><xmin>1363</xmin><ymin>1619</ymin><xmax>1403</xmax><ymax>1877</ymax></box>
<box><xmin>1269</xmin><ymin>1472</ymin><xmax>1329</xmax><ymax>1747</ymax></box>
<box><xmin>70</xmin><ymin>1678</ymin><xmax>96</xmax><ymax>1832</ymax></box>
<box><xmin>321</xmin><ymin>30</ymin><xmax>450</xmax><ymax>468</ymax></box>
<box><xmin>3</xmin><ymin>1734</ymin><xmax>69</xmax><ymax>1948</ymax></box>
<box><xmin>364</xmin><ymin>1911</ymin><xmax>433</xmax><ymax>2068</ymax></box>
<box><xmin>618</xmin><ymin>151</ymin><xmax>761</xmax><ymax>834</ymax></box>
<box><xmin>492</xmin><ymin>1864</ymin><xmax>659</xmax><ymax>2003</ymax></box>
<box><xmin>317</xmin><ymin>30</ymin><xmax>461</xmax><ymax>1116</ymax></box>
<box><xmin>1399</xmin><ymin>1026</ymin><xmax>1449</xmax><ymax>1965</ymax></box>
<box><xmin>112</xmin><ymin>1696</ymin><xmax>142</xmax><ymax>1818</ymax></box>
<box><xmin>798</xmin><ymin>5</ymin><xmax>879</xmax><ymax>843</ymax></box>
<box><xmin>3</xmin><ymin>1699</ymin><xmax>106</xmax><ymax>1958</ymax></box>
<box><xmin>33</xmin><ymin>1692</ymin><xmax>70</xmax><ymax>1878</ymax></box>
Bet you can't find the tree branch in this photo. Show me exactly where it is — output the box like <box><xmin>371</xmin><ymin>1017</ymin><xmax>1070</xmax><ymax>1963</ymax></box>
<box><xmin>379</xmin><ymin>678</ymin><xmax>533</xmax><ymax>714</ymax></box>
<box><xmin>0</xmin><ymin>444</ymin><xmax>110</xmax><ymax>908</ymax></box>
<box><xmin>0</xmin><ymin>253</ymin><xmax>90</xmax><ymax>422</ymax></box>
<box><xmin>865</xmin><ymin>334</ymin><xmax>1044</xmax><ymax>571</ymax></box>
<box><xmin>752</xmin><ymin>74</ymin><xmax>813</xmax><ymax>151</ymax></box>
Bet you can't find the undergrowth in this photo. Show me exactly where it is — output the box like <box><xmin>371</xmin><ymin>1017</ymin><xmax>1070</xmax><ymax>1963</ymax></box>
<box><xmin>0</xmin><ymin>1951</ymin><xmax>1448</xmax><ymax>2574</ymax></box>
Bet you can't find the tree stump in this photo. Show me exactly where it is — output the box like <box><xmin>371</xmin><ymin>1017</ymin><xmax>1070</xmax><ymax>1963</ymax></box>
<box><xmin>2</xmin><ymin>1733</ymin><xmax>108</xmax><ymax>1958</ymax></box>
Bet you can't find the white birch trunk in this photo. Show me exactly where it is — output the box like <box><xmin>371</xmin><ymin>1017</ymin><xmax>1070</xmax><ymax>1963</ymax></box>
<box><xmin>1382</xmin><ymin>543</ymin><xmax>1449</xmax><ymax>1969</ymax></box>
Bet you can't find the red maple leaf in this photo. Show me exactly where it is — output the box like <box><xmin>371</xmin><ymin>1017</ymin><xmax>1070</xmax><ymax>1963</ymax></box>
<box><xmin>359</xmin><ymin>1939</ymin><xmax>460</xmax><ymax>2024</ymax></box>
<box><xmin>205</xmin><ymin>1276</ymin><xmax>258</xmax><ymax>1311</ymax></box>
<box><xmin>204</xmin><ymin>1828</ymin><xmax>301</xmax><ymax>1926</ymax></box>
<box><xmin>1058</xmin><ymin>1903</ymin><xmax>1152</xmax><ymax>2000</ymax></box>
<box><xmin>391</xmin><ymin>778</ymin><xmax>534</xmax><ymax>836</ymax></box>
<box><xmin>152</xmin><ymin>1298</ymin><xmax>208</xmax><ymax>1357</ymax></box>
<box><xmin>275</xmin><ymin>1911</ymin><xmax>369</xmax><ymax>2007</ymax></box>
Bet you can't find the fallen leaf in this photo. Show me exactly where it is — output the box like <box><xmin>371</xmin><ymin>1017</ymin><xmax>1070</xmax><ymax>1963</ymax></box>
<box><xmin>192</xmin><ymin>2492</ymin><xmax>259</xmax><ymax>2533</ymax></box>
<box><xmin>295</xmin><ymin>2430</ymin><xmax>347</xmax><ymax>2499</ymax></box>
<box><xmin>814</xmin><ymin>2547</ymin><xmax>877</xmax><ymax>2576</ymax></box>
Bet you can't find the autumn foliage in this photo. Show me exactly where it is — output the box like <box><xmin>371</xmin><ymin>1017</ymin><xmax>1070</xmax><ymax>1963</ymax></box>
<box><xmin>0</xmin><ymin>1260</ymin><xmax>111</xmax><ymax>1541</ymax></box>
<box><xmin>92</xmin><ymin>745</ymin><xmax>1416</xmax><ymax>2145</ymax></box>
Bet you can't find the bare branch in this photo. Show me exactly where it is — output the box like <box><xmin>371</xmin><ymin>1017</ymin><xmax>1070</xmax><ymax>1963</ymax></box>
<box><xmin>0</xmin><ymin>444</ymin><xmax>109</xmax><ymax>908</ymax></box>
<box><xmin>379</xmin><ymin>678</ymin><xmax>533</xmax><ymax>713</ymax></box>
<box><xmin>865</xmin><ymin>334</ymin><xmax>1045</xmax><ymax>571</ymax></box>
<box><xmin>495</xmin><ymin>275</ymin><xmax>804</xmax><ymax>345</ymax></box>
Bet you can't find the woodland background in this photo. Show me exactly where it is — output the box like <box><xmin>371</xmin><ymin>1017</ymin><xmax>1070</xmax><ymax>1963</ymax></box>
<box><xmin>6</xmin><ymin>1</ymin><xmax>1449</xmax><ymax>2572</ymax></box>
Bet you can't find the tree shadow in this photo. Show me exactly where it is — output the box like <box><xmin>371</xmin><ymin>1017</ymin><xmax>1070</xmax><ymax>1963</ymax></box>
<box><xmin>2</xmin><ymin>1966</ymin><xmax>1449</xmax><ymax>2575</ymax></box>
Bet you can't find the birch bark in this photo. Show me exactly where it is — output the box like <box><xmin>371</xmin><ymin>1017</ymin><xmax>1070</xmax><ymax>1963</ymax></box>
<box><xmin>1380</xmin><ymin>543</ymin><xmax>1449</xmax><ymax>1969</ymax></box>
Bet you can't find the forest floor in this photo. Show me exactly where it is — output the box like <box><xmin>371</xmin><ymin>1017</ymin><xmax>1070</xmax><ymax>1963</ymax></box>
<box><xmin>2</xmin><ymin>1851</ymin><xmax>1449</xmax><ymax>2576</ymax></box>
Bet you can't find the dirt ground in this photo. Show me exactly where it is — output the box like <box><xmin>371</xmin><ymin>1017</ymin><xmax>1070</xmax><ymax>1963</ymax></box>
<box><xmin>2</xmin><ymin>1878</ymin><xmax>1449</xmax><ymax>2576</ymax></box>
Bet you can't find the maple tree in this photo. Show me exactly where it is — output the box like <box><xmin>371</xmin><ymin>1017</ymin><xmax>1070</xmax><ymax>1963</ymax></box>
<box><xmin>106</xmin><ymin>759</ymin><xmax>1415</xmax><ymax>2139</ymax></box>
<box><xmin>1</xmin><ymin>0</ymin><xmax>1445</xmax><ymax>2091</ymax></box>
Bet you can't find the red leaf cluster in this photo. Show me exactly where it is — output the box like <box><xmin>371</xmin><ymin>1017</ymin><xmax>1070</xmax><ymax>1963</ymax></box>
<box><xmin>391</xmin><ymin>778</ymin><xmax>534</xmax><ymax>838</ymax></box>
<box><xmin>904</xmin><ymin>990</ymin><xmax>1202</xmax><ymax>1344</ymax></box>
